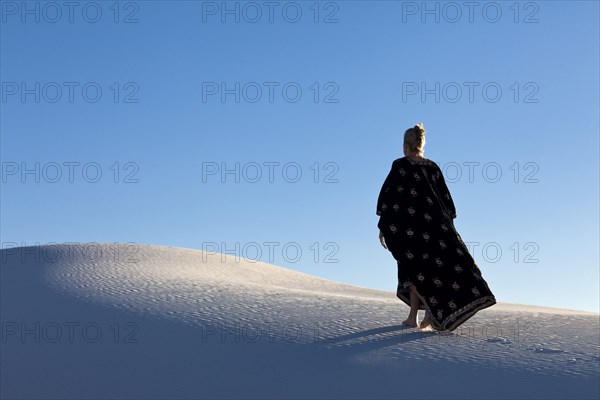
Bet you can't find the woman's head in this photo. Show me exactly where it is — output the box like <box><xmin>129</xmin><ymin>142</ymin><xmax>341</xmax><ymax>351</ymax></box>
<box><xmin>403</xmin><ymin>123</ymin><xmax>426</xmax><ymax>156</ymax></box>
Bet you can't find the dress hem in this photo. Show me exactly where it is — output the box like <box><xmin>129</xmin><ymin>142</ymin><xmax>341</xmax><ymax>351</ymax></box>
<box><xmin>396</xmin><ymin>286</ymin><xmax>496</xmax><ymax>331</ymax></box>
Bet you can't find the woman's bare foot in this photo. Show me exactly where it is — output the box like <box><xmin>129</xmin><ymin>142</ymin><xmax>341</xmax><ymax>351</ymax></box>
<box><xmin>402</xmin><ymin>319</ymin><xmax>417</xmax><ymax>327</ymax></box>
<box><xmin>419</xmin><ymin>311</ymin><xmax>432</xmax><ymax>329</ymax></box>
<box><xmin>402</xmin><ymin>285</ymin><xmax>420</xmax><ymax>328</ymax></box>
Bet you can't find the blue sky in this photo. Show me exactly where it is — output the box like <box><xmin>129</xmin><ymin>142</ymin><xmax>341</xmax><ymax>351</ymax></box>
<box><xmin>1</xmin><ymin>1</ymin><xmax>598</xmax><ymax>312</ymax></box>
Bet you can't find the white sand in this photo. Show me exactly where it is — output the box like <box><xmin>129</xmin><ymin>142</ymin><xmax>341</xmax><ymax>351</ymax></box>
<box><xmin>1</xmin><ymin>243</ymin><xmax>598</xmax><ymax>399</ymax></box>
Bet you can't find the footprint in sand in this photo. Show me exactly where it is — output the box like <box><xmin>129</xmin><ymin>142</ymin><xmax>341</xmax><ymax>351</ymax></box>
<box><xmin>528</xmin><ymin>346</ymin><xmax>564</xmax><ymax>354</ymax></box>
<box><xmin>485</xmin><ymin>337</ymin><xmax>512</xmax><ymax>344</ymax></box>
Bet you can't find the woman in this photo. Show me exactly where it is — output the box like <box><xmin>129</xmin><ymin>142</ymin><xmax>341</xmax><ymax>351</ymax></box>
<box><xmin>376</xmin><ymin>123</ymin><xmax>496</xmax><ymax>331</ymax></box>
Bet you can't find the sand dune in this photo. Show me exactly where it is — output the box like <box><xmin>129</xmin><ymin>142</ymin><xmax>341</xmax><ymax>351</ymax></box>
<box><xmin>1</xmin><ymin>243</ymin><xmax>598</xmax><ymax>399</ymax></box>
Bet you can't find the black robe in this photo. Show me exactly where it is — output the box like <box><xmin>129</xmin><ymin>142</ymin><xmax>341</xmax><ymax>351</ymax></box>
<box><xmin>376</xmin><ymin>156</ymin><xmax>496</xmax><ymax>331</ymax></box>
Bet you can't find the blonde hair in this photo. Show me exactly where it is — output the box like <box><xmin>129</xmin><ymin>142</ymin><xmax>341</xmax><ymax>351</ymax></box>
<box><xmin>404</xmin><ymin>122</ymin><xmax>426</xmax><ymax>155</ymax></box>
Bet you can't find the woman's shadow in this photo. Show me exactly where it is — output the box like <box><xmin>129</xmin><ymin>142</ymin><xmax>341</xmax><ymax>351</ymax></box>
<box><xmin>310</xmin><ymin>323</ymin><xmax>442</xmax><ymax>356</ymax></box>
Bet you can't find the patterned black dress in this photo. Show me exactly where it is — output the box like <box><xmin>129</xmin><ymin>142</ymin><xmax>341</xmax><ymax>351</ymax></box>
<box><xmin>376</xmin><ymin>156</ymin><xmax>496</xmax><ymax>331</ymax></box>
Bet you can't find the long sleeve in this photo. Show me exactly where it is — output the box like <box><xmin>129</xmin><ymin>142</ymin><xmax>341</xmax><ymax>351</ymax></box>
<box><xmin>434</xmin><ymin>165</ymin><xmax>457</xmax><ymax>219</ymax></box>
<box><xmin>376</xmin><ymin>162</ymin><xmax>398</xmax><ymax>217</ymax></box>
